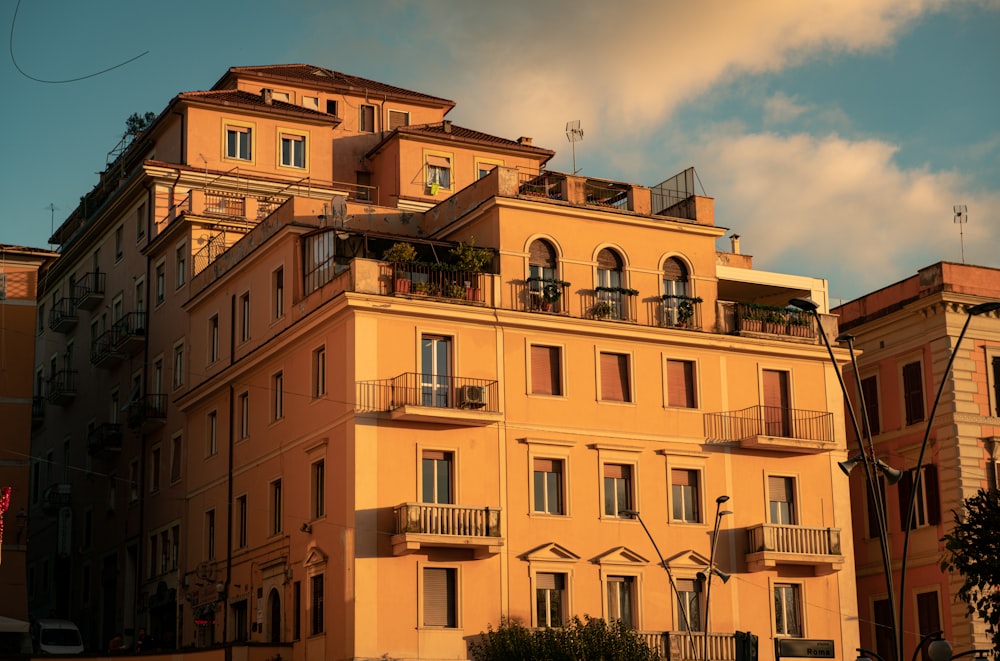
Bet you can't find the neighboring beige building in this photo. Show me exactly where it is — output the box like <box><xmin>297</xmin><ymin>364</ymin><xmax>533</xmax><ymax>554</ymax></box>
<box><xmin>30</xmin><ymin>64</ymin><xmax>860</xmax><ymax>660</ymax></box>
<box><xmin>0</xmin><ymin>245</ymin><xmax>56</xmax><ymax>628</ymax></box>
<box><xmin>834</xmin><ymin>262</ymin><xmax>1000</xmax><ymax>659</ymax></box>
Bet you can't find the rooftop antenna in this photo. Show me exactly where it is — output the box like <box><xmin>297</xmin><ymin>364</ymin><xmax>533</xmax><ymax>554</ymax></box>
<box><xmin>565</xmin><ymin>120</ymin><xmax>583</xmax><ymax>174</ymax></box>
<box><xmin>953</xmin><ymin>204</ymin><xmax>968</xmax><ymax>264</ymax></box>
<box><xmin>45</xmin><ymin>203</ymin><xmax>58</xmax><ymax>248</ymax></box>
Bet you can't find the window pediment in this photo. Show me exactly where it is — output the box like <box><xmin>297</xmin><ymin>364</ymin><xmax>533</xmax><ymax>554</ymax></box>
<box><xmin>594</xmin><ymin>546</ymin><xmax>648</xmax><ymax>566</ymax></box>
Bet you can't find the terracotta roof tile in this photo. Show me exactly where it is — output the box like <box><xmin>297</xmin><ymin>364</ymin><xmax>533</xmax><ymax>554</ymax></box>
<box><xmin>391</xmin><ymin>122</ymin><xmax>555</xmax><ymax>157</ymax></box>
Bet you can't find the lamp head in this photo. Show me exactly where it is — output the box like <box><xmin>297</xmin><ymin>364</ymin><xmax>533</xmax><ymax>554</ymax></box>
<box><xmin>968</xmin><ymin>301</ymin><xmax>1000</xmax><ymax>316</ymax></box>
<box><xmin>788</xmin><ymin>298</ymin><xmax>819</xmax><ymax>312</ymax></box>
<box><xmin>875</xmin><ymin>459</ymin><xmax>904</xmax><ymax>485</ymax></box>
<box><xmin>926</xmin><ymin>639</ymin><xmax>952</xmax><ymax>661</ymax></box>
<box><xmin>836</xmin><ymin>332</ymin><xmax>856</xmax><ymax>343</ymax></box>
<box><xmin>719</xmin><ymin>510</ymin><xmax>733</xmax><ymax>517</ymax></box>
<box><xmin>714</xmin><ymin>568</ymin><xmax>731</xmax><ymax>583</ymax></box>
<box><xmin>838</xmin><ymin>454</ymin><xmax>863</xmax><ymax>477</ymax></box>
<box><xmin>621</xmin><ymin>509</ymin><xmax>639</xmax><ymax>519</ymax></box>
<box><xmin>716</xmin><ymin>494</ymin><xmax>731</xmax><ymax>504</ymax></box>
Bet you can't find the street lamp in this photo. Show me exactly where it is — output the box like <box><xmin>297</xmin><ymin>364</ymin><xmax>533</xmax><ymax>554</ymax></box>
<box><xmin>622</xmin><ymin>509</ymin><xmax>697</xmax><ymax>656</ymax></box>
<box><xmin>789</xmin><ymin>297</ymin><xmax>1000</xmax><ymax>661</ymax></box>
<box><xmin>701</xmin><ymin>495</ymin><xmax>733</xmax><ymax>661</ymax></box>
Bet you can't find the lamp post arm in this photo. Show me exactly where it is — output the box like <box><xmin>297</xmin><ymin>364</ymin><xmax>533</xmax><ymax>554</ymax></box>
<box><xmin>704</xmin><ymin>502</ymin><xmax>725</xmax><ymax>661</ymax></box>
<box><xmin>899</xmin><ymin>313</ymin><xmax>975</xmax><ymax>660</ymax></box>
<box><xmin>858</xmin><ymin>648</ymin><xmax>888</xmax><ymax>661</ymax></box>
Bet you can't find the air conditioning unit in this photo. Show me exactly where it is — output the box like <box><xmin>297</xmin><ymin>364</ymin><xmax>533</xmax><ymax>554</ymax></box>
<box><xmin>458</xmin><ymin>385</ymin><xmax>486</xmax><ymax>409</ymax></box>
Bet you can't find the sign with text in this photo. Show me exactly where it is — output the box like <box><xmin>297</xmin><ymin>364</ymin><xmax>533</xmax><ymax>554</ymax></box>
<box><xmin>776</xmin><ymin>639</ymin><xmax>835</xmax><ymax>658</ymax></box>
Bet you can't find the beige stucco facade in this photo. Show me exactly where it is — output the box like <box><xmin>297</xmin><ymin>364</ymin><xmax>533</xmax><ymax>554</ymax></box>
<box><xmin>26</xmin><ymin>64</ymin><xmax>860</xmax><ymax>660</ymax></box>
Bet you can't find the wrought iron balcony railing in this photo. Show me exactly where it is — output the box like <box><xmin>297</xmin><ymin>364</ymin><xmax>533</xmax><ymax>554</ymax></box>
<box><xmin>74</xmin><ymin>271</ymin><xmax>105</xmax><ymax>310</ymax></box>
<box><xmin>46</xmin><ymin>370</ymin><xmax>77</xmax><ymax>406</ymax></box>
<box><xmin>589</xmin><ymin>288</ymin><xmax>638</xmax><ymax>322</ymax></box>
<box><xmin>112</xmin><ymin>311</ymin><xmax>146</xmax><ymax>355</ymax></box>
<box><xmin>49</xmin><ymin>297</ymin><xmax>78</xmax><ymax>332</ymax></box>
<box><xmin>389</xmin><ymin>263</ymin><xmax>485</xmax><ymax>303</ymax></box>
<box><xmin>127</xmin><ymin>394</ymin><xmax>168</xmax><ymax>430</ymax></box>
<box><xmin>357</xmin><ymin>373</ymin><xmax>499</xmax><ymax>414</ymax></box>
<box><xmin>88</xmin><ymin>422</ymin><xmax>123</xmax><ymax>456</ymax></box>
<box><xmin>704</xmin><ymin>405</ymin><xmax>834</xmax><ymax>449</ymax></box>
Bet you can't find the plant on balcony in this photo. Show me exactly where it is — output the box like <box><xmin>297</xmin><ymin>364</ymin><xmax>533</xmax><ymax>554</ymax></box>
<box><xmin>526</xmin><ymin>277</ymin><xmax>570</xmax><ymax>312</ymax></box>
<box><xmin>383</xmin><ymin>242</ymin><xmax>417</xmax><ymax>294</ymax></box>
<box><xmin>449</xmin><ymin>238</ymin><xmax>492</xmax><ymax>273</ymax></box>
<box><xmin>662</xmin><ymin>294</ymin><xmax>703</xmax><ymax>326</ymax></box>
<box><xmin>591</xmin><ymin>300</ymin><xmax>614</xmax><ymax>319</ymax></box>
<box><xmin>445</xmin><ymin>282</ymin><xmax>466</xmax><ymax>299</ymax></box>
<box><xmin>595</xmin><ymin>285</ymin><xmax>639</xmax><ymax>296</ymax></box>
<box><xmin>412</xmin><ymin>281</ymin><xmax>433</xmax><ymax>296</ymax></box>
<box><xmin>787</xmin><ymin>313</ymin><xmax>811</xmax><ymax>336</ymax></box>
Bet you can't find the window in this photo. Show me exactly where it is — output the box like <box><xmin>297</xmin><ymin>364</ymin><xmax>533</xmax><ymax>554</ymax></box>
<box><xmin>359</xmin><ymin>104</ymin><xmax>376</xmax><ymax>133</ymax></box>
<box><xmin>898</xmin><ymin>464</ymin><xmax>940</xmax><ymax>530</ymax></box>
<box><xmin>860</xmin><ymin>375</ymin><xmax>880</xmax><ymax>436</ymax></box>
<box><xmin>270</xmin><ymin>479</ymin><xmax>282</xmax><ymax>535</ymax></box>
<box><xmin>226</xmin><ymin>125</ymin><xmax>252</xmax><ymax>160</ymax></box>
<box><xmin>155</xmin><ymin>262</ymin><xmax>165</xmax><ymax>304</ymax></box>
<box><xmin>239</xmin><ymin>391</ymin><xmax>249</xmax><ymax>439</ymax></box>
<box><xmin>170</xmin><ymin>434</ymin><xmax>182</xmax><ymax>483</ymax></box>
<box><xmin>676</xmin><ymin>578</ymin><xmax>703</xmax><ymax>631</ymax></box>
<box><xmin>136</xmin><ymin>203</ymin><xmax>147</xmax><ymax>241</ymax></box>
<box><xmin>426</xmin><ymin>154</ymin><xmax>451</xmax><ymax>190</ymax></box>
<box><xmin>207</xmin><ymin>411</ymin><xmax>217</xmax><ymax>456</ymax></box>
<box><xmin>175</xmin><ymin>244</ymin><xmax>186</xmax><ymax>287</ymax></box>
<box><xmin>596</xmin><ymin>248</ymin><xmax>623</xmax><ymax>289</ymax></box>
<box><xmin>476</xmin><ymin>161</ymin><xmax>499</xmax><ymax>180</ymax></box>
<box><xmin>662</xmin><ymin>257</ymin><xmax>690</xmax><ymax>297</ymax></box>
<box><xmin>272</xmin><ymin>372</ymin><xmax>284</xmax><ymax>420</ymax></box>
<box><xmin>128</xmin><ymin>460</ymin><xmax>139</xmax><ymax>502</ymax></box>
<box><xmin>866</xmin><ymin>477</ymin><xmax>887</xmax><ymax>539</ymax></box>
<box><xmin>115</xmin><ymin>225</ymin><xmax>124</xmax><ymax>261</ymax></box>
<box><xmin>209</xmin><ymin>315</ymin><xmax>219</xmax><ymax>363</ymax></box>
<box><xmin>421</xmin><ymin>335</ymin><xmax>452</xmax><ymax>407</ymax></box>
<box><xmin>150</xmin><ymin>446</ymin><xmax>161</xmax><ymax>492</ymax></box>
<box><xmin>206</xmin><ymin>510</ymin><xmax>216</xmax><ymax>560</ymax></box>
<box><xmin>531</xmin><ymin>345</ymin><xmax>562</xmax><ymax>396</ymax></box>
<box><xmin>533</xmin><ymin>458</ymin><xmax>564</xmax><ymax>515</ymax></box>
<box><xmin>313</xmin><ymin>346</ymin><xmax>326</xmax><ymax>397</ymax></box>
<box><xmin>902</xmin><ymin>361</ymin><xmax>925</xmax><ymax>425</ymax></box>
<box><xmin>160</xmin><ymin>530</ymin><xmax>170</xmax><ymax>574</ymax></box>
<box><xmin>171</xmin><ymin>525</ymin><xmax>180</xmax><ymax>570</ymax></box>
<box><xmin>603</xmin><ymin>464</ymin><xmax>633</xmax><ymax>517</ymax></box>
<box><xmin>237</xmin><ymin>495</ymin><xmax>247</xmax><ymax>548</ymax></box>
<box><xmin>992</xmin><ymin>356</ymin><xmax>1000</xmax><ymax>417</ymax></box>
<box><xmin>916</xmin><ymin>591</ymin><xmax>941</xmax><ymax>661</ymax></box>
<box><xmin>599</xmin><ymin>352</ymin><xmax>632</xmax><ymax>402</ymax></box>
<box><xmin>388</xmin><ymin>109</ymin><xmax>409</xmax><ymax>129</ymax></box>
<box><xmin>422</xmin><ymin>451</ymin><xmax>453</xmax><ymax>504</ymax></box>
<box><xmin>666</xmin><ymin>359</ymin><xmax>697</xmax><ymax>408</ymax></box>
<box><xmin>606</xmin><ymin>576</ymin><xmax>635</xmax><ymax>627</ymax></box>
<box><xmin>423</xmin><ymin>567</ymin><xmax>457</xmax><ymax>628</ymax></box>
<box><xmin>149</xmin><ymin>535</ymin><xmax>158</xmax><ymax>578</ymax></box>
<box><xmin>232</xmin><ymin>600</ymin><xmax>249</xmax><ymax>642</ymax></box>
<box><xmin>310</xmin><ymin>574</ymin><xmax>324</xmax><ymax>635</ymax></box>
<box><xmin>535</xmin><ymin>572</ymin><xmax>565</xmax><ymax>627</ymax></box>
<box><xmin>672</xmin><ymin>469</ymin><xmax>700</xmax><ymax>523</ymax></box>
<box><xmin>273</xmin><ymin>267</ymin><xmax>284</xmax><ymax>319</ymax></box>
<box><xmin>83</xmin><ymin>509</ymin><xmax>92</xmax><ymax>548</ymax></box>
<box><xmin>326</xmin><ymin>99</ymin><xmax>338</xmax><ymax>115</ymax></box>
<box><xmin>311</xmin><ymin>460</ymin><xmax>325</xmax><ymax>519</ymax></box>
<box><xmin>762</xmin><ymin>369</ymin><xmax>792</xmax><ymax>437</ymax></box>
<box><xmin>769</xmin><ymin>476</ymin><xmax>796</xmax><ymax>525</ymax></box>
<box><xmin>873</xmin><ymin>598</ymin><xmax>896</xmax><ymax>661</ymax></box>
<box><xmin>173</xmin><ymin>344</ymin><xmax>184</xmax><ymax>388</ymax></box>
<box><xmin>293</xmin><ymin>580</ymin><xmax>302</xmax><ymax>640</ymax></box>
<box><xmin>302</xmin><ymin>96</ymin><xmax>318</xmax><ymax>110</ymax></box>
<box><xmin>81</xmin><ymin>564</ymin><xmax>90</xmax><ymax>603</ymax></box>
<box><xmin>37</xmin><ymin>303</ymin><xmax>45</xmax><ymax>334</ymax></box>
<box><xmin>280</xmin><ymin>133</ymin><xmax>305</xmax><ymax>168</ymax></box>
<box><xmin>774</xmin><ymin>583</ymin><xmax>802</xmax><ymax>637</ymax></box>
<box><xmin>240</xmin><ymin>292</ymin><xmax>250</xmax><ymax>342</ymax></box>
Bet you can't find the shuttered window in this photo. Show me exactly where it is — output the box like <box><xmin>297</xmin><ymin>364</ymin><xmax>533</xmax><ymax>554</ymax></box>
<box><xmin>902</xmin><ymin>361</ymin><xmax>925</xmax><ymax>425</ymax></box>
<box><xmin>860</xmin><ymin>375</ymin><xmax>881</xmax><ymax>436</ymax></box>
<box><xmin>762</xmin><ymin>369</ymin><xmax>791</xmax><ymax>437</ymax></box>
<box><xmin>676</xmin><ymin>578</ymin><xmax>703</xmax><ymax>631</ymax></box>
<box><xmin>916</xmin><ymin>592</ymin><xmax>941</xmax><ymax>661</ymax></box>
<box><xmin>768</xmin><ymin>476</ymin><xmax>796</xmax><ymax>524</ymax></box>
<box><xmin>423</xmin><ymin>567</ymin><xmax>457</xmax><ymax>627</ymax></box>
<box><xmin>873</xmin><ymin>598</ymin><xmax>896</xmax><ymax>661</ymax></box>
<box><xmin>310</xmin><ymin>573</ymin><xmax>324</xmax><ymax>635</ymax></box>
<box><xmin>865</xmin><ymin>477</ymin><xmax>887</xmax><ymax>539</ymax></box>
<box><xmin>535</xmin><ymin>572</ymin><xmax>565</xmax><ymax>627</ymax></box>
<box><xmin>993</xmin><ymin>357</ymin><xmax>1000</xmax><ymax>416</ymax></box>
<box><xmin>600</xmin><ymin>352</ymin><xmax>631</xmax><ymax>402</ymax></box>
<box><xmin>603</xmin><ymin>464</ymin><xmax>632</xmax><ymax>517</ymax></box>
<box><xmin>898</xmin><ymin>464</ymin><xmax>940</xmax><ymax>530</ymax></box>
<box><xmin>531</xmin><ymin>345</ymin><xmax>562</xmax><ymax>396</ymax></box>
<box><xmin>388</xmin><ymin>109</ymin><xmax>409</xmax><ymax>130</ymax></box>
<box><xmin>533</xmin><ymin>458</ymin><xmax>564</xmax><ymax>515</ymax></box>
<box><xmin>667</xmin><ymin>359</ymin><xmax>696</xmax><ymax>408</ymax></box>
<box><xmin>529</xmin><ymin>240</ymin><xmax>557</xmax><ymax>268</ymax></box>
<box><xmin>672</xmin><ymin>469</ymin><xmax>700</xmax><ymax>522</ymax></box>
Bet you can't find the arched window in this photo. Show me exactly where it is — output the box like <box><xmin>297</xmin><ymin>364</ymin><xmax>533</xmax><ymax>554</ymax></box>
<box><xmin>529</xmin><ymin>239</ymin><xmax>557</xmax><ymax>281</ymax></box>
<box><xmin>268</xmin><ymin>588</ymin><xmax>281</xmax><ymax>642</ymax></box>
<box><xmin>662</xmin><ymin>257</ymin><xmax>689</xmax><ymax>297</ymax></box>
<box><xmin>596</xmin><ymin>248</ymin><xmax>623</xmax><ymax>289</ymax></box>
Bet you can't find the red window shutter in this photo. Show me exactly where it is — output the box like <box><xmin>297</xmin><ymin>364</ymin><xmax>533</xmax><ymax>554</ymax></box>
<box><xmin>667</xmin><ymin>360</ymin><xmax>695</xmax><ymax>408</ymax></box>
<box><xmin>903</xmin><ymin>362</ymin><xmax>924</xmax><ymax>425</ymax></box>
<box><xmin>604</xmin><ymin>464</ymin><xmax>630</xmax><ymax>479</ymax></box>
<box><xmin>597</xmin><ymin>249</ymin><xmax>622</xmax><ymax>270</ymax></box>
<box><xmin>601</xmin><ymin>353</ymin><xmax>630</xmax><ymax>402</ymax></box>
<box><xmin>672</xmin><ymin>468</ymin><xmax>695</xmax><ymax>487</ymax></box>
<box><xmin>531</xmin><ymin>345</ymin><xmax>561</xmax><ymax>396</ymax></box>
<box><xmin>536</xmin><ymin>572</ymin><xmax>564</xmax><ymax>590</ymax></box>
<box><xmin>675</xmin><ymin>578</ymin><xmax>700</xmax><ymax>593</ymax></box>
<box><xmin>924</xmin><ymin>464</ymin><xmax>940</xmax><ymax>525</ymax></box>
<box><xmin>860</xmin><ymin>375</ymin><xmax>880</xmax><ymax>435</ymax></box>
<box><xmin>529</xmin><ymin>240</ymin><xmax>556</xmax><ymax>268</ymax></box>
<box><xmin>422</xmin><ymin>450</ymin><xmax>448</xmax><ymax>461</ymax></box>
<box><xmin>534</xmin><ymin>458</ymin><xmax>557</xmax><ymax>473</ymax></box>
<box><xmin>898</xmin><ymin>469</ymin><xmax>914</xmax><ymax>531</ymax></box>
<box><xmin>426</xmin><ymin>155</ymin><xmax>451</xmax><ymax>168</ymax></box>
<box><xmin>663</xmin><ymin>258</ymin><xmax>687</xmax><ymax>282</ymax></box>
<box><xmin>423</xmin><ymin>567</ymin><xmax>455</xmax><ymax>627</ymax></box>
<box><xmin>768</xmin><ymin>476</ymin><xmax>790</xmax><ymax>502</ymax></box>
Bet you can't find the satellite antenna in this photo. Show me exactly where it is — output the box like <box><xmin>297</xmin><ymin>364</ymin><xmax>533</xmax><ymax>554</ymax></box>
<box><xmin>953</xmin><ymin>204</ymin><xmax>968</xmax><ymax>264</ymax></box>
<box><xmin>565</xmin><ymin>120</ymin><xmax>584</xmax><ymax>174</ymax></box>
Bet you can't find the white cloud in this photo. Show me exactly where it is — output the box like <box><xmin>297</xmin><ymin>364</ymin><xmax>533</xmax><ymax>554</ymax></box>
<box><xmin>763</xmin><ymin>93</ymin><xmax>812</xmax><ymax>125</ymax></box>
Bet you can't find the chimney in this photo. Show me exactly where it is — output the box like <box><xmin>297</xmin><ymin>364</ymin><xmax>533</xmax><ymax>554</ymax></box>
<box><xmin>517</xmin><ymin>136</ymin><xmax>533</xmax><ymax>146</ymax></box>
<box><xmin>442</xmin><ymin>120</ymin><xmax>452</xmax><ymax>134</ymax></box>
<box><xmin>261</xmin><ymin>88</ymin><xmax>273</xmax><ymax>105</ymax></box>
<box><xmin>730</xmin><ymin>233</ymin><xmax>741</xmax><ymax>254</ymax></box>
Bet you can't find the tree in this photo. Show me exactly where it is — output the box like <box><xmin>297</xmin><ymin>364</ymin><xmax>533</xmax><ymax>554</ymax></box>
<box><xmin>941</xmin><ymin>488</ymin><xmax>1000</xmax><ymax>652</ymax></box>
<box><xmin>468</xmin><ymin>616</ymin><xmax>659</xmax><ymax>661</ymax></box>
<box><xmin>125</xmin><ymin>111</ymin><xmax>156</xmax><ymax>137</ymax></box>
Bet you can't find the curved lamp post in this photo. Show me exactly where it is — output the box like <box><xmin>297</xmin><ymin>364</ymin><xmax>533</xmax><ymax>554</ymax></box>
<box><xmin>623</xmin><ymin>509</ymin><xmax>698</xmax><ymax>657</ymax></box>
<box><xmin>698</xmin><ymin>495</ymin><xmax>732</xmax><ymax>661</ymax></box>
<box><xmin>789</xmin><ymin>297</ymin><xmax>1000</xmax><ymax>661</ymax></box>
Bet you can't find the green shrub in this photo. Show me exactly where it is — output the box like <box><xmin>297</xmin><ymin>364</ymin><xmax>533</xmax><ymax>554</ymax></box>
<box><xmin>468</xmin><ymin>615</ymin><xmax>659</xmax><ymax>661</ymax></box>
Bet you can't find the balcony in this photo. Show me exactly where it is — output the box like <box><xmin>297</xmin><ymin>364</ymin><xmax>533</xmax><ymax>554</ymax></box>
<box><xmin>703</xmin><ymin>405</ymin><xmax>835</xmax><ymax>452</ymax></box>
<box><xmin>658</xmin><ymin>295</ymin><xmax>702</xmax><ymax>330</ymax></box>
<box><xmin>88</xmin><ymin>422</ymin><xmax>123</xmax><ymax>456</ymax></box>
<box><xmin>391</xmin><ymin>502</ymin><xmax>503</xmax><ymax>558</ymax></box>
<box><xmin>74</xmin><ymin>271</ymin><xmax>105</xmax><ymax>310</ymax></box>
<box><xmin>589</xmin><ymin>288</ymin><xmax>638</xmax><ymax>322</ymax></box>
<box><xmin>389</xmin><ymin>263</ymin><xmax>486</xmax><ymax>304</ymax></box>
<box><xmin>46</xmin><ymin>370</ymin><xmax>77</xmax><ymax>406</ymax></box>
<box><xmin>127</xmin><ymin>394</ymin><xmax>167</xmax><ymax>431</ymax></box>
<box><xmin>112</xmin><ymin>311</ymin><xmax>146</xmax><ymax>356</ymax></box>
<box><xmin>41</xmin><ymin>483</ymin><xmax>71</xmax><ymax>513</ymax></box>
<box><xmin>356</xmin><ymin>372</ymin><xmax>501</xmax><ymax>425</ymax></box>
<box><xmin>717</xmin><ymin>302</ymin><xmax>815</xmax><ymax>341</ymax></box>
<box><xmin>49</xmin><ymin>297</ymin><xmax>78</xmax><ymax>332</ymax></box>
<box><xmin>91</xmin><ymin>330</ymin><xmax>123</xmax><ymax>368</ymax></box>
<box><xmin>637</xmin><ymin>631</ymin><xmax>736</xmax><ymax>661</ymax></box>
<box><xmin>518</xmin><ymin>278</ymin><xmax>570</xmax><ymax>314</ymax></box>
<box><xmin>32</xmin><ymin>396</ymin><xmax>44</xmax><ymax>428</ymax></box>
<box><xmin>745</xmin><ymin>523</ymin><xmax>844</xmax><ymax>574</ymax></box>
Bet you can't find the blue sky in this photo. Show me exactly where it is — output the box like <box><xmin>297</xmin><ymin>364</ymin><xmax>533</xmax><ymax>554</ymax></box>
<box><xmin>2</xmin><ymin>0</ymin><xmax>997</xmax><ymax>302</ymax></box>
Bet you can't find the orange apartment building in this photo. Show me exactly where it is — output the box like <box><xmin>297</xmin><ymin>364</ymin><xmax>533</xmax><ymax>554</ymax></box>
<box><xmin>834</xmin><ymin>262</ymin><xmax>1000</xmax><ymax>659</ymax></box>
<box><xmin>29</xmin><ymin>64</ymin><xmax>860</xmax><ymax>660</ymax></box>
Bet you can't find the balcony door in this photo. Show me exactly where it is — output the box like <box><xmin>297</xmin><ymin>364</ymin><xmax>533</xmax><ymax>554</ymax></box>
<box><xmin>762</xmin><ymin>369</ymin><xmax>791</xmax><ymax>437</ymax></box>
<box><xmin>421</xmin><ymin>335</ymin><xmax>452</xmax><ymax>407</ymax></box>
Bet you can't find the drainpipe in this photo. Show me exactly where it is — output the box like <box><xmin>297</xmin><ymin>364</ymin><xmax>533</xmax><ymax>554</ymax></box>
<box><xmin>135</xmin><ymin>230</ymin><xmax>152</xmax><ymax>638</ymax></box>
<box><xmin>222</xmin><ymin>294</ymin><xmax>236</xmax><ymax>642</ymax></box>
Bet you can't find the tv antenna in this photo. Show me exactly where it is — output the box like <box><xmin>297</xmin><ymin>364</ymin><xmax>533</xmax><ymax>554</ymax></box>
<box><xmin>565</xmin><ymin>120</ymin><xmax>584</xmax><ymax>174</ymax></box>
<box><xmin>953</xmin><ymin>204</ymin><xmax>968</xmax><ymax>264</ymax></box>
<box><xmin>45</xmin><ymin>203</ymin><xmax>59</xmax><ymax>248</ymax></box>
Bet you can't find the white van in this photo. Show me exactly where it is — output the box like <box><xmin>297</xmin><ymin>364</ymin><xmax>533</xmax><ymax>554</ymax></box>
<box><xmin>33</xmin><ymin>619</ymin><xmax>84</xmax><ymax>655</ymax></box>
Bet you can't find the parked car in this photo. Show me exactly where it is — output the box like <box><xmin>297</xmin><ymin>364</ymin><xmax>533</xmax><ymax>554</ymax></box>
<box><xmin>32</xmin><ymin>619</ymin><xmax>84</xmax><ymax>655</ymax></box>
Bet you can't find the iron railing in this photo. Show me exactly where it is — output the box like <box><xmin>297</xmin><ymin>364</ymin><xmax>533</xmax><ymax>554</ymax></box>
<box><xmin>74</xmin><ymin>271</ymin><xmax>105</xmax><ymax>310</ymax></box>
<box><xmin>390</xmin><ymin>263</ymin><xmax>485</xmax><ymax>302</ymax></box>
<box><xmin>88</xmin><ymin>423</ymin><xmax>123</xmax><ymax>455</ymax></box>
<box><xmin>356</xmin><ymin>373</ymin><xmax>499</xmax><ymax>413</ymax></box>
<box><xmin>49</xmin><ymin>297</ymin><xmax>78</xmax><ymax>332</ymax></box>
<box><xmin>732</xmin><ymin>303</ymin><xmax>814</xmax><ymax>338</ymax></box>
<box><xmin>393</xmin><ymin>502</ymin><xmax>501</xmax><ymax>538</ymax></box>
<box><xmin>704</xmin><ymin>405</ymin><xmax>834</xmax><ymax>443</ymax></box>
<box><xmin>584</xmin><ymin>180</ymin><xmax>630</xmax><ymax>209</ymax></box>
<box><xmin>517</xmin><ymin>172</ymin><xmax>565</xmax><ymax>200</ymax></box>
<box><xmin>747</xmin><ymin>523</ymin><xmax>842</xmax><ymax>557</ymax></box>
<box><xmin>520</xmin><ymin>278</ymin><xmax>570</xmax><ymax>314</ymax></box>
<box><xmin>590</xmin><ymin>288</ymin><xmax>638</xmax><ymax>322</ymax></box>
<box><xmin>204</xmin><ymin>190</ymin><xmax>246</xmax><ymax>216</ymax></box>
<box><xmin>194</xmin><ymin>231</ymin><xmax>244</xmax><ymax>275</ymax></box>
<box><xmin>41</xmin><ymin>483</ymin><xmax>71</xmax><ymax>513</ymax></box>
<box><xmin>127</xmin><ymin>394</ymin><xmax>168</xmax><ymax>429</ymax></box>
<box><xmin>658</xmin><ymin>296</ymin><xmax>701</xmax><ymax>330</ymax></box>
<box><xmin>45</xmin><ymin>369</ymin><xmax>77</xmax><ymax>405</ymax></box>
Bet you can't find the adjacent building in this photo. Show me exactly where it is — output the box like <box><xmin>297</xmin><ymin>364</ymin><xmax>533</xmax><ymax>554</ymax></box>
<box><xmin>29</xmin><ymin>64</ymin><xmax>860</xmax><ymax>660</ymax></box>
<box><xmin>834</xmin><ymin>262</ymin><xmax>1000</xmax><ymax>659</ymax></box>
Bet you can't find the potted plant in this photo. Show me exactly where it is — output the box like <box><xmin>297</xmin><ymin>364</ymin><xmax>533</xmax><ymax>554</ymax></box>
<box><xmin>445</xmin><ymin>282</ymin><xmax>466</xmax><ymax>299</ymax></box>
<box><xmin>527</xmin><ymin>277</ymin><xmax>570</xmax><ymax>312</ymax></box>
<box><xmin>383</xmin><ymin>242</ymin><xmax>417</xmax><ymax>294</ymax></box>
<box><xmin>788</xmin><ymin>313</ymin><xmax>811</xmax><ymax>337</ymax></box>
<box><xmin>591</xmin><ymin>300</ymin><xmax>613</xmax><ymax>319</ymax></box>
<box><xmin>662</xmin><ymin>294</ymin><xmax>702</xmax><ymax>328</ymax></box>
<box><xmin>451</xmin><ymin>239</ymin><xmax>491</xmax><ymax>300</ymax></box>
<box><xmin>413</xmin><ymin>281</ymin><xmax>432</xmax><ymax>296</ymax></box>
<box><xmin>763</xmin><ymin>309</ymin><xmax>785</xmax><ymax>334</ymax></box>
